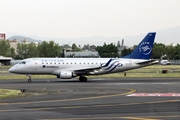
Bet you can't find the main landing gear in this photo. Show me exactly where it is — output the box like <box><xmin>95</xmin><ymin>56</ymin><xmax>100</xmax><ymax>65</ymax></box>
<box><xmin>79</xmin><ymin>76</ymin><xmax>87</xmax><ymax>82</ymax></box>
<box><xmin>27</xmin><ymin>75</ymin><xmax>32</xmax><ymax>82</ymax></box>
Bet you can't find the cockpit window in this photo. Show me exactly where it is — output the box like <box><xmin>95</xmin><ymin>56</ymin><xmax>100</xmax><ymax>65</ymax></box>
<box><xmin>19</xmin><ymin>61</ymin><xmax>26</xmax><ymax>64</ymax></box>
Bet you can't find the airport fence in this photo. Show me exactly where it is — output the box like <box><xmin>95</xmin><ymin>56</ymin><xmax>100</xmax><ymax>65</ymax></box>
<box><xmin>169</xmin><ymin>60</ymin><xmax>180</xmax><ymax>65</ymax></box>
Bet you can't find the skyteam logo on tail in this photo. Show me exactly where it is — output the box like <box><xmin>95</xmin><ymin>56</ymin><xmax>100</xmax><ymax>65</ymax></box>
<box><xmin>139</xmin><ymin>42</ymin><xmax>152</xmax><ymax>55</ymax></box>
<box><xmin>122</xmin><ymin>32</ymin><xmax>155</xmax><ymax>59</ymax></box>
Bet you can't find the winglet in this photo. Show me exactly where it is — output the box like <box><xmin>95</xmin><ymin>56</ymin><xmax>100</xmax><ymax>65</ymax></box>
<box><xmin>122</xmin><ymin>32</ymin><xmax>156</xmax><ymax>59</ymax></box>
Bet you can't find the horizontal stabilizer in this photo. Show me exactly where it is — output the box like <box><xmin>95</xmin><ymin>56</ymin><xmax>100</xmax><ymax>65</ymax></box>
<box><xmin>135</xmin><ymin>59</ymin><xmax>159</xmax><ymax>65</ymax></box>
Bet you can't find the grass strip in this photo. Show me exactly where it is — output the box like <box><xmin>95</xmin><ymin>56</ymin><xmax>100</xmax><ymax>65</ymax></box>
<box><xmin>0</xmin><ymin>89</ymin><xmax>23</xmax><ymax>99</ymax></box>
<box><xmin>0</xmin><ymin>75</ymin><xmax>56</xmax><ymax>80</ymax></box>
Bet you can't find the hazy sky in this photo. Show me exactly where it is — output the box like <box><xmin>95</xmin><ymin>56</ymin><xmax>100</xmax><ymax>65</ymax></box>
<box><xmin>1</xmin><ymin>0</ymin><xmax>180</xmax><ymax>38</ymax></box>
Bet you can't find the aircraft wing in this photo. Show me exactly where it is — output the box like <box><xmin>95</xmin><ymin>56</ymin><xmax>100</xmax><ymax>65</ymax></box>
<box><xmin>73</xmin><ymin>58</ymin><xmax>115</xmax><ymax>74</ymax></box>
<box><xmin>73</xmin><ymin>66</ymin><xmax>103</xmax><ymax>74</ymax></box>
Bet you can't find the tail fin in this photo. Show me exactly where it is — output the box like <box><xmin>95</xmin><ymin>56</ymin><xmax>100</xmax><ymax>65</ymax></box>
<box><xmin>122</xmin><ymin>32</ymin><xmax>156</xmax><ymax>59</ymax></box>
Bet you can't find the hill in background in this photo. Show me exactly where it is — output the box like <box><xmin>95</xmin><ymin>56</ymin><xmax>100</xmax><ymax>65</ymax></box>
<box><xmin>8</xmin><ymin>35</ymin><xmax>42</xmax><ymax>43</ymax></box>
<box><xmin>7</xmin><ymin>26</ymin><xmax>180</xmax><ymax>47</ymax></box>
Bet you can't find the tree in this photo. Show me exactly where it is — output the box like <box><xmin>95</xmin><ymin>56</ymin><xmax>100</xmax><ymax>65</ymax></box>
<box><xmin>174</xmin><ymin>44</ymin><xmax>180</xmax><ymax>59</ymax></box>
<box><xmin>152</xmin><ymin>43</ymin><xmax>166</xmax><ymax>59</ymax></box>
<box><xmin>96</xmin><ymin>43</ymin><xmax>118</xmax><ymax>57</ymax></box>
<box><xmin>0</xmin><ymin>40</ymin><xmax>11</xmax><ymax>56</ymax></box>
<box><xmin>38</xmin><ymin>40</ymin><xmax>61</xmax><ymax>57</ymax></box>
<box><xmin>38</xmin><ymin>41</ymin><xmax>48</xmax><ymax>57</ymax></box>
<box><xmin>72</xmin><ymin>43</ymin><xmax>81</xmax><ymax>52</ymax></box>
<box><xmin>121</xmin><ymin>48</ymin><xmax>133</xmax><ymax>57</ymax></box>
<box><xmin>27</xmin><ymin>42</ymin><xmax>38</xmax><ymax>57</ymax></box>
<box><xmin>17</xmin><ymin>41</ymin><xmax>28</xmax><ymax>59</ymax></box>
<box><xmin>10</xmin><ymin>47</ymin><xmax>16</xmax><ymax>58</ymax></box>
<box><xmin>16</xmin><ymin>41</ymin><xmax>38</xmax><ymax>59</ymax></box>
<box><xmin>166</xmin><ymin>45</ymin><xmax>175</xmax><ymax>59</ymax></box>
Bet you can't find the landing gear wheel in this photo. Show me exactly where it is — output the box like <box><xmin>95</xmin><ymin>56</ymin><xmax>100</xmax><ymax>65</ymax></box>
<box><xmin>79</xmin><ymin>76</ymin><xmax>87</xmax><ymax>82</ymax></box>
<box><xmin>27</xmin><ymin>75</ymin><xmax>32</xmax><ymax>82</ymax></box>
<box><xmin>21</xmin><ymin>89</ymin><xmax>27</xmax><ymax>93</ymax></box>
<box><xmin>28</xmin><ymin>79</ymin><xmax>32</xmax><ymax>82</ymax></box>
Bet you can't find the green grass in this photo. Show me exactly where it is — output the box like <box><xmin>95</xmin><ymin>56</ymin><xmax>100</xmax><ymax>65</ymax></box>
<box><xmin>89</xmin><ymin>73</ymin><xmax>180</xmax><ymax>78</ymax></box>
<box><xmin>0</xmin><ymin>75</ymin><xmax>56</xmax><ymax>80</ymax></box>
<box><xmin>0</xmin><ymin>89</ymin><xmax>24</xmax><ymax>99</ymax></box>
<box><xmin>0</xmin><ymin>66</ymin><xmax>11</xmax><ymax>69</ymax></box>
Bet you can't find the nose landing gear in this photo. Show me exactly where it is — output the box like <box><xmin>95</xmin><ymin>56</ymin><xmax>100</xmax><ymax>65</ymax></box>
<box><xmin>27</xmin><ymin>74</ymin><xmax>32</xmax><ymax>82</ymax></box>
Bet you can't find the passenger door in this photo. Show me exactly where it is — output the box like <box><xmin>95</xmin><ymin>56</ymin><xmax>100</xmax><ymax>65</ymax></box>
<box><xmin>33</xmin><ymin>59</ymin><xmax>40</xmax><ymax>70</ymax></box>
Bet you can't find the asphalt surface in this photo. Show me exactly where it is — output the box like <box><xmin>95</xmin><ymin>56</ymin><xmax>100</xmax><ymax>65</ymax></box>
<box><xmin>0</xmin><ymin>78</ymin><xmax>180</xmax><ymax>120</ymax></box>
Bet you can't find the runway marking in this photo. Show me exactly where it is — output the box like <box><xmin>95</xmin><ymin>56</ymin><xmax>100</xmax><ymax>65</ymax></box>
<box><xmin>0</xmin><ymin>88</ymin><xmax>136</xmax><ymax>106</ymax></box>
<box><xmin>42</xmin><ymin>117</ymin><xmax>159</xmax><ymax>120</ymax></box>
<box><xmin>117</xmin><ymin>99</ymin><xmax>180</xmax><ymax>106</ymax></box>
<box><xmin>106</xmin><ymin>83</ymin><xmax>172</xmax><ymax>86</ymax></box>
<box><xmin>127</xmin><ymin>93</ymin><xmax>180</xmax><ymax>96</ymax></box>
<box><xmin>41</xmin><ymin>115</ymin><xmax>180</xmax><ymax>120</ymax></box>
<box><xmin>120</xmin><ymin>117</ymin><xmax>159</xmax><ymax>120</ymax></box>
<box><xmin>62</xmin><ymin>105</ymin><xmax>87</xmax><ymax>109</ymax></box>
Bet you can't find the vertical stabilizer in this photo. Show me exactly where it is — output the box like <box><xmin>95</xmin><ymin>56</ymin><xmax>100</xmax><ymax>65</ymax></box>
<box><xmin>122</xmin><ymin>32</ymin><xmax>156</xmax><ymax>59</ymax></box>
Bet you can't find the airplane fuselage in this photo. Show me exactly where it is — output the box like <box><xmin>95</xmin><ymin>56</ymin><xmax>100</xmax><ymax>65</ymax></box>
<box><xmin>9</xmin><ymin>58</ymin><xmax>157</xmax><ymax>76</ymax></box>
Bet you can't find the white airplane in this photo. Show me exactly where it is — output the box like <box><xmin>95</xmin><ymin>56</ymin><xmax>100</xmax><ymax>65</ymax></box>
<box><xmin>9</xmin><ymin>32</ymin><xmax>158</xmax><ymax>82</ymax></box>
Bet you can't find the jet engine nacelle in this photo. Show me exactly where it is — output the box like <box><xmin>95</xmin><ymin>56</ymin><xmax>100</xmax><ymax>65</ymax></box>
<box><xmin>57</xmin><ymin>71</ymin><xmax>76</xmax><ymax>79</ymax></box>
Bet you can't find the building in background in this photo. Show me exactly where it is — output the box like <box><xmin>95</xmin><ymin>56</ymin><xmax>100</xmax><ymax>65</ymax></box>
<box><xmin>9</xmin><ymin>39</ymin><xmax>19</xmax><ymax>54</ymax></box>
<box><xmin>64</xmin><ymin>51</ymin><xmax>99</xmax><ymax>58</ymax></box>
<box><xmin>9</xmin><ymin>38</ymin><xmax>39</xmax><ymax>54</ymax></box>
<box><xmin>0</xmin><ymin>33</ymin><xmax>6</xmax><ymax>40</ymax></box>
<box><xmin>0</xmin><ymin>56</ymin><xmax>12</xmax><ymax>66</ymax></box>
<box><xmin>117</xmin><ymin>39</ymin><xmax>124</xmax><ymax>57</ymax></box>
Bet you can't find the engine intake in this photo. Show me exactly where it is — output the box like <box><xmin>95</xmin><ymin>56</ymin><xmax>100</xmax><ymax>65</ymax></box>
<box><xmin>57</xmin><ymin>71</ymin><xmax>75</xmax><ymax>79</ymax></box>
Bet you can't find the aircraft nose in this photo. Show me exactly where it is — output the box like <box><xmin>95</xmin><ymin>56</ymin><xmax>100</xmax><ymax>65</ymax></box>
<box><xmin>9</xmin><ymin>67</ymin><xmax>15</xmax><ymax>73</ymax></box>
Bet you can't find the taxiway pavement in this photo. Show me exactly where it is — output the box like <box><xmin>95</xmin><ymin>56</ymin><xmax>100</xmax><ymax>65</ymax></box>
<box><xmin>0</xmin><ymin>78</ymin><xmax>180</xmax><ymax>120</ymax></box>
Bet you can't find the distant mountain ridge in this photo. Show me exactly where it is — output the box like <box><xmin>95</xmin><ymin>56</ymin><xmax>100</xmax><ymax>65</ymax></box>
<box><xmin>8</xmin><ymin>35</ymin><xmax>42</xmax><ymax>43</ymax></box>
<box><xmin>7</xmin><ymin>26</ymin><xmax>180</xmax><ymax>46</ymax></box>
